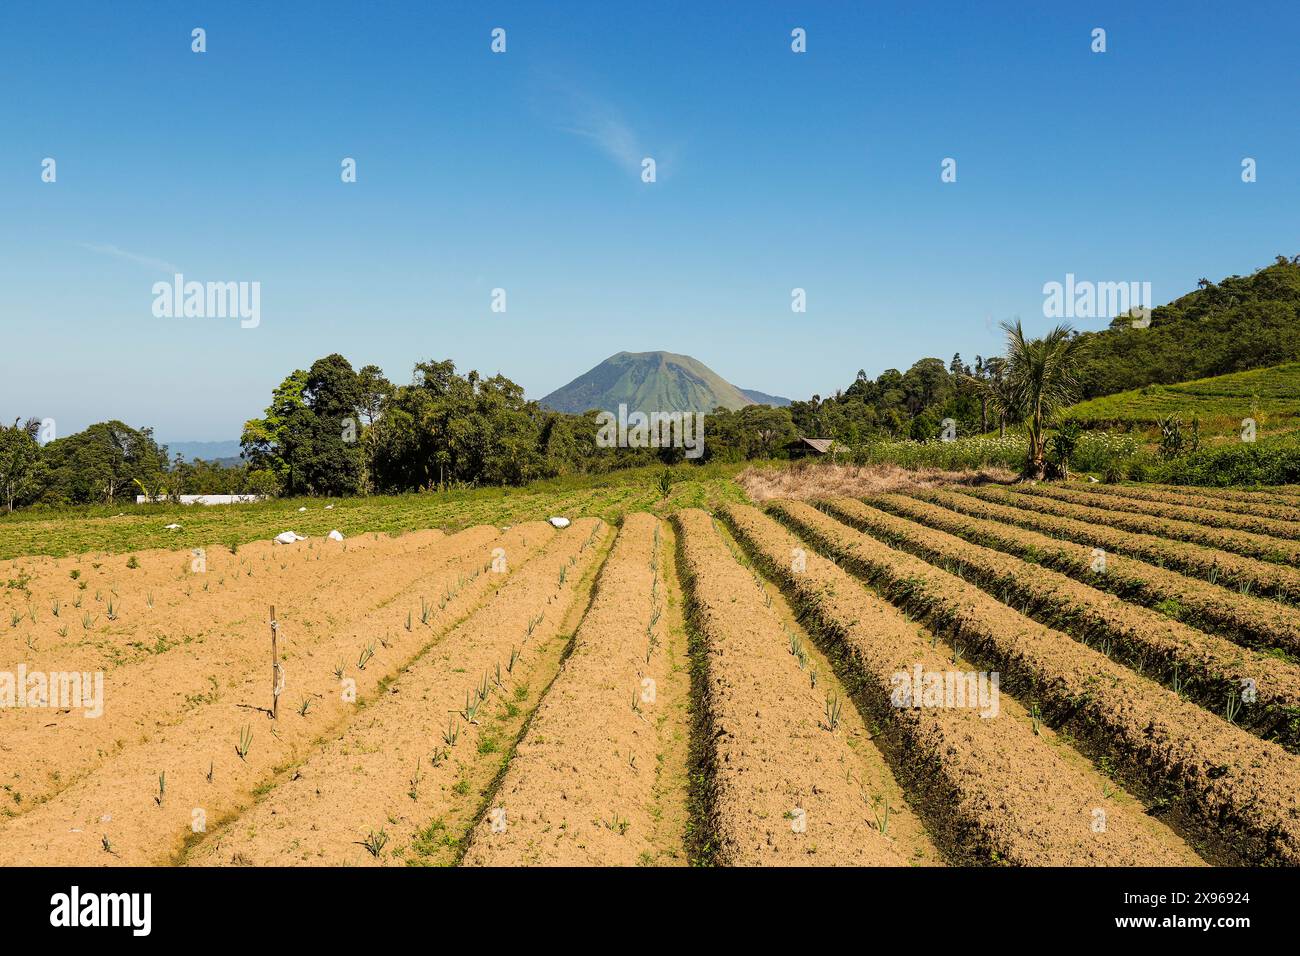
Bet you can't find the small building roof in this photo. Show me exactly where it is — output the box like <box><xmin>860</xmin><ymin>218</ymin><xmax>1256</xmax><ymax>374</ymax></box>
<box><xmin>786</xmin><ymin>437</ymin><xmax>839</xmax><ymax>454</ymax></box>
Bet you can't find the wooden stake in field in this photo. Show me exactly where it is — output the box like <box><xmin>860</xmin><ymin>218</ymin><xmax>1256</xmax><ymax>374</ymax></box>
<box><xmin>270</xmin><ymin>605</ymin><xmax>281</xmax><ymax>719</ymax></box>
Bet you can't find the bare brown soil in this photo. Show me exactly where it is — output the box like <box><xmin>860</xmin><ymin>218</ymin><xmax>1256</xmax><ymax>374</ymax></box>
<box><xmin>865</xmin><ymin>492</ymin><xmax>1300</xmax><ymax>657</ymax></box>
<box><xmin>1068</xmin><ymin>483</ymin><xmax>1300</xmax><ymax>524</ymax></box>
<box><xmin>1028</xmin><ymin>484</ymin><xmax>1300</xmax><ymax>541</ymax></box>
<box><xmin>674</xmin><ymin>508</ymin><xmax>926</xmax><ymax>865</ymax></box>
<box><xmin>0</xmin><ymin>526</ymin><xmax>511</xmax><ymax>818</ymax></box>
<box><xmin>767</xmin><ymin>499</ymin><xmax>1300</xmax><ymax>865</ymax></box>
<box><xmin>6</xmin><ymin>474</ymin><xmax>1293</xmax><ymax>868</ymax></box>
<box><xmin>819</xmin><ymin>497</ymin><xmax>1300</xmax><ymax>749</ymax></box>
<box><xmin>982</xmin><ymin>486</ymin><xmax>1300</xmax><ymax>565</ymax></box>
<box><xmin>1150</xmin><ymin>484</ymin><xmax>1300</xmax><ymax>509</ymax></box>
<box><xmin>181</xmin><ymin>519</ymin><xmax>608</xmax><ymax>866</ymax></box>
<box><xmin>0</xmin><ymin>521</ymin><xmax>566</xmax><ymax>865</ymax></box>
<box><xmin>926</xmin><ymin>487</ymin><xmax>1300</xmax><ymax>602</ymax></box>
<box><xmin>462</xmin><ymin>513</ymin><xmax>688</xmax><ymax>866</ymax></box>
<box><xmin>718</xmin><ymin>503</ymin><xmax>1200</xmax><ymax>866</ymax></box>
<box><xmin>1</xmin><ymin>530</ymin><xmax>450</xmax><ymax>674</ymax></box>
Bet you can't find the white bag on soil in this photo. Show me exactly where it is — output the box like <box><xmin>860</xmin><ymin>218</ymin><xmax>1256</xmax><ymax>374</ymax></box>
<box><xmin>327</xmin><ymin>530</ymin><xmax>345</xmax><ymax>541</ymax></box>
<box><xmin>274</xmin><ymin>531</ymin><xmax>307</xmax><ymax>544</ymax></box>
<box><xmin>548</xmin><ymin>517</ymin><xmax>571</xmax><ymax>529</ymax></box>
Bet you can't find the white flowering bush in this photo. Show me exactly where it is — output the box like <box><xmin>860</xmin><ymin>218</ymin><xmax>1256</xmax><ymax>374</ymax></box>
<box><xmin>848</xmin><ymin>430</ymin><xmax>1138</xmax><ymax>474</ymax></box>
<box><xmin>1072</xmin><ymin>432</ymin><xmax>1141</xmax><ymax>473</ymax></box>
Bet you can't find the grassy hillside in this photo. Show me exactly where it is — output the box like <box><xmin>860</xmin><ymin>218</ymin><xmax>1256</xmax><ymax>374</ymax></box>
<box><xmin>1065</xmin><ymin>361</ymin><xmax>1300</xmax><ymax>442</ymax></box>
<box><xmin>540</xmin><ymin>350</ymin><xmax>754</xmax><ymax>414</ymax></box>
<box><xmin>1074</xmin><ymin>257</ymin><xmax>1300</xmax><ymax>399</ymax></box>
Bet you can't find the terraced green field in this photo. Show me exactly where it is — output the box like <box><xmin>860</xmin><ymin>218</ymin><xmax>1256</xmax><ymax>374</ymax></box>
<box><xmin>1065</xmin><ymin>361</ymin><xmax>1300</xmax><ymax>439</ymax></box>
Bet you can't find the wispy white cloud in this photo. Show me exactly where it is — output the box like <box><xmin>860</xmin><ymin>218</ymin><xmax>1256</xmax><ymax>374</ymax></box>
<box><xmin>534</xmin><ymin>70</ymin><xmax>675</xmax><ymax>178</ymax></box>
<box><xmin>79</xmin><ymin>242</ymin><xmax>179</xmax><ymax>275</ymax></box>
<box><xmin>557</xmin><ymin>97</ymin><xmax>644</xmax><ymax>174</ymax></box>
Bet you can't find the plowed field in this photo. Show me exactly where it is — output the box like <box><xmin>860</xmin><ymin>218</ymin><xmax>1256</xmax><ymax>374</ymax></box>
<box><xmin>4</xmin><ymin>479</ymin><xmax>1297</xmax><ymax>866</ymax></box>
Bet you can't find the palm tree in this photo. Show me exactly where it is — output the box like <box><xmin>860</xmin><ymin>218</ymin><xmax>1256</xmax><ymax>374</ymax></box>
<box><xmin>1000</xmin><ymin>320</ymin><xmax>1085</xmax><ymax>478</ymax></box>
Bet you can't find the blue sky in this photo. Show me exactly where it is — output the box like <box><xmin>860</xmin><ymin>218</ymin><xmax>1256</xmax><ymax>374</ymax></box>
<box><xmin>2</xmin><ymin>0</ymin><xmax>1297</xmax><ymax>441</ymax></box>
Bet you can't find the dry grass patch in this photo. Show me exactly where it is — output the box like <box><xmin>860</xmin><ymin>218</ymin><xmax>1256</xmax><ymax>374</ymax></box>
<box><xmin>737</xmin><ymin>463</ymin><xmax>1014</xmax><ymax>503</ymax></box>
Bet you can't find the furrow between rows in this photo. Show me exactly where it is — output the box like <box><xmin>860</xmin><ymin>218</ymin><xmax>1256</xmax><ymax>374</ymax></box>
<box><xmin>674</xmin><ymin>509</ymin><xmax>915</xmax><ymax>866</ymax></box>
<box><xmin>1</xmin><ymin>529</ymin><xmax>450</xmax><ymax>671</ymax></box>
<box><xmin>1148</xmin><ymin>484</ymin><xmax>1300</xmax><ymax>509</ymax></box>
<box><xmin>461</xmin><ymin>513</ymin><xmax>684</xmax><ymax>866</ymax></box>
<box><xmin>765</xmin><ymin>499</ymin><xmax>1300</xmax><ymax>866</ymax></box>
<box><xmin>1015</xmin><ymin>484</ymin><xmax>1300</xmax><ymax>542</ymax></box>
<box><xmin>0</xmin><ymin>525</ymin><xmax>511</xmax><ymax>817</ymax></box>
<box><xmin>184</xmin><ymin>519</ymin><xmax>608</xmax><ymax>867</ymax></box>
<box><xmin>1065</xmin><ymin>483</ymin><xmax>1300</xmax><ymax>523</ymax></box>
<box><xmin>819</xmin><ymin>497</ymin><xmax>1300</xmax><ymax>751</ymax></box>
<box><xmin>923</xmin><ymin>488</ymin><xmax>1300</xmax><ymax>604</ymax></box>
<box><xmin>0</xmin><ymin>522</ymin><xmax>563</xmax><ymax>865</ymax></box>
<box><xmin>719</xmin><ymin>503</ymin><xmax>1200</xmax><ymax>866</ymax></box>
<box><xmin>982</xmin><ymin>486</ymin><xmax>1300</xmax><ymax>565</ymax></box>
<box><xmin>869</xmin><ymin>491</ymin><xmax>1300</xmax><ymax>657</ymax></box>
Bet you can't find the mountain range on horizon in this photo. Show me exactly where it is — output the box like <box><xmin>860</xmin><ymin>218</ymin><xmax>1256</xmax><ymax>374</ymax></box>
<box><xmin>161</xmin><ymin>440</ymin><xmax>244</xmax><ymax>465</ymax></box>
<box><xmin>539</xmin><ymin>351</ymin><xmax>791</xmax><ymax>416</ymax></box>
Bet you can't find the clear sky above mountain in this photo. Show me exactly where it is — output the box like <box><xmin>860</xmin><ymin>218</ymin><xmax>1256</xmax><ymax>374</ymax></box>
<box><xmin>2</xmin><ymin>0</ymin><xmax>1297</xmax><ymax>440</ymax></box>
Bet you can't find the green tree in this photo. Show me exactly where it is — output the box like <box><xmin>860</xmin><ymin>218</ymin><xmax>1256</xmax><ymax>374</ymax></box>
<box><xmin>39</xmin><ymin>421</ymin><xmax>169</xmax><ymax>504</ymax></box>
<box><xmin>370</xmin><ymin>359</ymin><xmax>552</xmax><ymax>491</ymax></box>
<box><xmin>1001</xmin><ymin>320</ymin><xmax>1086</xmax><ymax>478</ymax></box>
<box><xmin>901</xmin><ymin>358</ymin><xmax>951</xmax><ymax>416</ymax></box>
<box><xmin>966</xmin><ymin>356</ymin><xmax>1019</xmax><ymax>437</ymax></box>
<box><xmin>241</xmin><ymin>369</ymin><xmax>308</xmax><ymax>492</ymax></box>
<box><xmin>356</xmin><ymin>364</ymin><xmax>394</xmax><ymax>492</ymax></box>
<box><xmin>0</xmin><ymin>418</ymin><xmax>42</xmax><ymax>512</ymax></box>
<box><xmin>297</xmin><ymin>354</ymin><xmax>364</xmax><ymax>495</ymax></box>
<box><xmin>241</xmin><ymin>356</ymin><xmax>366</xmax><ymax>497</ymax></box>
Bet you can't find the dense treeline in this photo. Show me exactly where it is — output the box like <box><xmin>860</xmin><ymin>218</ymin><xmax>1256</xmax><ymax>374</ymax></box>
<box><xmin>234</xmin><ymin>351</ymin><xmax>1008</xmax><ymax>492</ymax></box>
<box><xmin>776</xmin><ymin>257</ymin><xmax>1300</xmax><ymax>449</ymax></box>
<box><xmin>5</xmin><ymin>257</ymin><xmax>1296</xmax><ymax>509</ymax></box>
<box><xmin>238</xmin><ymin>354</ymin><xmax>685</xmax><ymax>497</ymax></box>
<box><xmin>1074</xmin><ymin>256</ymin><xmax>1300</xmax><ymax>398</ymax></box>
<box><xmin>0</xmin><ymin>356</ymin><xmax>700</xmax><ymax>510</ymax></box>
<box><xmin>0</xmin><ymin>416</ymin><xmax>273</xmax><ymax>511</ymax></box>
<box><xmin>782</xmin><ymin>355</ymin><xmax>989</xmax><ymax>446</ymax></box>
<box><xmin>0</xmin><ymin>352</ymin><xmax>992</xmax><ymax>509</ymax></box>
<box><xmin>2</xmin><ymin>419</ymin><xmax>169</xmax><ymax>512</ymax></box>
<box><xmin>246</xmin><ymin>348</ymin><xmax>1024</xmax><ymax>483</ymax></box>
